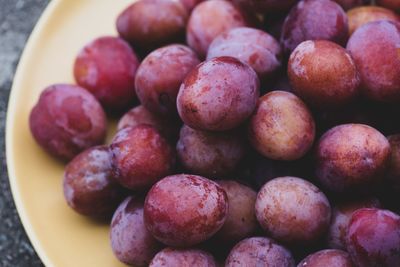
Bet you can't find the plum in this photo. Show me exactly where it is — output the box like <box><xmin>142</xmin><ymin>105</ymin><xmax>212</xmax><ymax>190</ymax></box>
<box><xmin>116</xmin><ymin>0</ymin><xmax>188</xmax><ymax>52</ymax></box>
<box><xmin>135</xmin><ymin>44</ymin><xmax>200</xmax><ymax>116</ymax></box>
<box><xmin>213</xmin><ymin>180</ymin><xmax>258</xmax><ymax>244</ymax></box>
<box><xmin>346</xmin><ymin>20</ymin><xmax>400</xmax><ymax>102</ymax></box>
<box><xmin>110</xmin><ymin>196</ymin><xmax>161</xmax><ymax>266</ymax></box>
<box><xmin>281</xmin><ymin>0</ymin><xmax>348</xmax><ymax>53</ymax></box>
<box><xmin>177</xmin><ymin>56</ymin><xmax>259</xmax><ymax>131</ymax></box>
<box><xmin>346</xmin><ymin>208</ymin><xmax>400</xmax><ymax>267</ymax></box>
<box><xmin>288</xmin><ymin>40</ymin><xmax>360</xmax><ymax>108</ymax></box>
<box><xmin>347</xmin><ymin>6</ymin><xmax>400</xmax><ymax>35</ymax></box>
<box><xmin>225</xmin><ymin>237</ymin><xmax>295</xmax><ymax>267</ymax></box>
<box><xmin>326</xmin><ymin>198</ymin><xmax>381</xmax><ymax>250</ymax></box>
<box><xmin>110</xmin><ymin>125</ymin><xmax>175</xmax><ymax>190</ymax></box>
<box><xmin>186</xmin><ymin>0</ymin><xmax>248</xmax><ymax>58</ymax></box>
<box><xmin>149</xmin><ymin>248</ymin><xmax>217</xmax><ymax>267</ymax></box>
<box><xmin>248</xmin><ymin>91</ymin><xmax>315</xmax><ymax>161</ymax></box>
<box><xmin>386</xmin><ymin>134</ymin><xmax>400</xmax><ymax>193</ymax></box>
<box><xmin>29</xmin><ymin>84</ymin><xmax>106</xmax><ymax>161</ymax></box>
<box><xmin>117</xmin><ymin>105</ymin><xmax>180</xmax><ymax>141</ymax></box>
<box><xmin>207</xmin><ymin>27</ymin><xmax>282</xmax><ymax>84</ymax></box>
<box><xmin>315</xmin><ymin>124</ymin><xmax>391</xmax><ymax>193</ymax></box>
<box><xmin>297</xmin><ymin>249</ymin><xmax>354</xmax><ymax>267</ymax></box>
<box><xmin>176</xmin><ymin>125</ymin><xmax>246</xmax><ymax>178</ymax></box>
<box><xmin>255</xmin><ymin>177</ymin><xmax>331</xmax><ymax>244</ymax></box>
<box><xmin>63</xmin><ymin>146</ymin><xmax>125</xmax><ymax>218</ymax></box>
<box><xmin>377</xmin><ymin>0</ymin><xmax>400</xmax><ymax>12</ymax></box>
<box><xmin>73</xmin><ymin>36</ymin><xmax>139</xmax><ymax>112</ymax></box>
<box><xmin>144</xmin><ymin>174</ymin><xmax>228</xmax><ymax>247</ymax></box>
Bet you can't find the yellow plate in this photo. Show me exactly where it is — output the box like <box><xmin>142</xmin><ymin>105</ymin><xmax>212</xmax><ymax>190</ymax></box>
<box><xmin>6</xmin><ymin>1</ymin><xmax>135</xmax><ymax>266</ymax></box>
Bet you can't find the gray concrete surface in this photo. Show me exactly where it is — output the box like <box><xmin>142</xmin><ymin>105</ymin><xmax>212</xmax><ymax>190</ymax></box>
<box><xmin>0</xmin><ymin>0</ymin><xmax>49</xmax><ymax>266</ymax></box>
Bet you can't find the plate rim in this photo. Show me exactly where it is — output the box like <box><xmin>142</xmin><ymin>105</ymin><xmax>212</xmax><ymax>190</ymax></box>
<box><xmin>6</xmin><ymin>1</ymin><xmax>63</xmax><ymax>266</ymax></box>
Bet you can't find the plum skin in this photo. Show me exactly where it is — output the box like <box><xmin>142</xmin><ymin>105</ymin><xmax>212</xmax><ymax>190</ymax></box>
<box><xmin>326</xmin><ymin>198</ymin><xmax>381</xmax><ymax>250</ymax></box>
<box><xmin>248</xmin><ymin>90</ymin><xmax>315</xmax><ymax>161</ymax></box>
<box><xmin>110</xmin><ymin>125</ymin><xmax>176</xmax><ymax>190</ymax></box>
<box><xmin>177</xmin><ymin>56</ymin><xmax>259</xmax><ymax>131</ymax></box>
<box><xmin>347</xmin><ymin>6</ymin><xmax>400</xmax><ymax>35</ymax></box>
<box><xmin>346</xmin><ymin>20</ymin><xmax>400</xmax><ymax>102</ymax></box>
<box><xmin>143</xmin><ymin>174</ymin><xmax>228</xmax><ymax>247</ymax></box>
<box><xmin>117</xmin><ymin>105</ymin><xmax>180</xmax><ymax>141</ymax></box>
<box><xmin>149</xmin><ymin>248</ymin><xmax>217</xmax><ymax>267</ymax></box>
<box><xmin>29</xmin><ymin>84</ymin><xmax>107</xmax><ymax>161</ymax></box>
<box><xmin>73</xmin><ymin>36</ymin><xmax>139</xmax><ymax>112</ymax></box>
<box><xmin>225</xmin><ymin>237</ymin><xmax>295</xmax><ymax>267</ymax></box>
<box><xmin>63</xmin><ymin>145</ymin><xmax>125</xmax><ymax>218</ymax></box>
<box><xmin>116</xmin><ymin>0</ymin><xmax>188</xmax><ymax>52</ymax></box>
<box><xmin>186</xmin><ymin>0</ymin><xmax>248</xmax><ymax>58</ymax></box>
<box><xmin>288</xmin><ymin>40</ymin><xmax>360</xmax><ymax>108</ymax></box>
<box><xmin>176</xmin><ymin>125</ymin><xmax>246</xmax><ymax>178</ymax></box>
<box><xmin>255</xmin><ymin>176</ymin><xmax>331</xmax><ymax>245</ymax></box>
<box><xmin>281</xmin><ymin>0</ymin><xmax>348</xmax><ymax>53</ymax></box>
<box><xmin>315</xmin><ymin>124</ymin><xmax>391</xmax><ymax>193</ymax></box>
<box><xmin>110</xmin><ymin>196</ymin><xmax>161</xmax><ymax>267</ymax></box>
<box><xmin>135</xmin><ymin>44</ymin><xmax>200</xmax><ymax>117</ymax></box>
<box><xmin>207</xmin><ymin>27</ymin><xmax>282</xmax><ymax>84</ymax></box>
<box><xmin>346</xmin><ymin>208</ymin><xmax>400</xmax><ymax>267</ymax></box>
<box><xmin>213</xmin><ymin>180</ymin><xmax>258</xmax><ymax>244</ymax></box>
<box><xmin>297</xmin><ymin>249</ymin><xmax>354</xmax><ymax>267</ymax></box>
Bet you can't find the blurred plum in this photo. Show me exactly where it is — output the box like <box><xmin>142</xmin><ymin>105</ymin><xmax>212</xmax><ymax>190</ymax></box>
<box><xmin>149</xmin><ymin>248</ymin><xmax>217</xmax><ymax>266</ymax></box>
<box><xmin>186</xmin><ymin>0</ymin><xmax>248</xmax><ymax>57</ymax></box>
<box><xmin>347</xmin><ymin>6</ymin><xmax>400</xmax><ymax>35</ymax></box>
<box><xmin>281</xmin><ymin>0</ymin><xmax>348</xmax><ymax>53</ymax></box>
<box><xmin>116</xmin><ymin>0</ymin><xmax>188</xmax><ymax>52</ymax></box>
<box><xmin>74</xmin><ymin>36</ymin><xmax>139</xmax><ymax>112</ymax></box>
<box><xmin>110</xmin><ymin>196</ymin><xmax>161</xmax><ymax>266</ymax></box>
<box><xmin>29</xmin><ymin>84</ymin><xmax>106</xmax><ymax>161</ymax></box>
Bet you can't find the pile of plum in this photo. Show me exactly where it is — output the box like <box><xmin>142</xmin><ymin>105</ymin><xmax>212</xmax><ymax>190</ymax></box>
<box><xmin>29</xmin><ymin>0</ymin><xmax>400</xmax><ymax>266</ymax></box>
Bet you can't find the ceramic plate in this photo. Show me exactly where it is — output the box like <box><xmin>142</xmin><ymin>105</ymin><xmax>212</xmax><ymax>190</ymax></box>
<box><xmin>6</xmin><ymin>1</ymin><xmax>134</xmax><ymax>266</ymax></box>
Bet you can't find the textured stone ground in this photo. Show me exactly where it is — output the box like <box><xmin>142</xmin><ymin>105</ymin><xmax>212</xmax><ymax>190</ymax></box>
<box><xmin>0</xmin><ymin>0</ymin><xmax>49</xmax><ymax>266</ymax></box>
